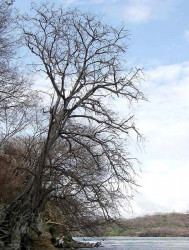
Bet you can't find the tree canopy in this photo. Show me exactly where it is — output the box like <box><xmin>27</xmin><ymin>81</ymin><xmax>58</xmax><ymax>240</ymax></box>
<box><xmin>0</xmin><ymin>2</ymin><xmax>145</xmax><ymax>249</ymax></box>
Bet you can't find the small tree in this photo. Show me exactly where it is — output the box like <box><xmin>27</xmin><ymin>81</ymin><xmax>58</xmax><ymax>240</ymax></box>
<box><xmin>0</xmin><ymin>3</ymin><xmax>145</xmax><ymax>249</ymax></box>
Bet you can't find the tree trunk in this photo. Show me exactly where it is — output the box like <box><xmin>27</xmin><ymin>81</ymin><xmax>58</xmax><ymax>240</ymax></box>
<box><xmin>0</xmin><ymin>133</ymin><xmax>59</xmax><ymax>249</ymax></box>
<box><xmin>0</xmin><ymin>175</ymin><xmax>42</xmax><ymax>250</ymax></box>
<box><xmin>0</xmin><ymin>182</ymin><xmax>101</xmax><ymax>249</ymax></box>
<box><xmin>49</xmin><ymin>222</ymin><xmax>101</xmax><ymax>249</ymax></box>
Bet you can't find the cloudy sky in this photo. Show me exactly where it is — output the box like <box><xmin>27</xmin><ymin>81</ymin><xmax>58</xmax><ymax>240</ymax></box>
<box><xmin>15</xmin><ymin>0</ymin><xmax>189</xmax><ymax>217</ymax></box>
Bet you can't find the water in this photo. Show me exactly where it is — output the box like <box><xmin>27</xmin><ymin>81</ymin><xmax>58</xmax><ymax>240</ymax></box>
<box><xmin>76</xmin><ymin>237</ymin><xmax>189</xmax><ymax>250</ymax></box>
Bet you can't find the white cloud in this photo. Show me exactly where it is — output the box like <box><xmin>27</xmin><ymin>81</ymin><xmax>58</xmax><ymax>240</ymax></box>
<box><xmin>122</xmin><ymin>0</ymin><xmax>176</xmax><ymax>23</ymax></box>
<box><xmin>60</xmin><ymin>0</ymin><xmax>120</xmax><ymax>6</ymax></box>
<box><xmin>60</xmin><ymin>0</ymin><xmax>105</xmax><ymax>6</ymax></box>
<box><xmin>134</xmin><ymin>161</ymin><xmax>189</xmax><ymax>216</ymax></box>
<box><xmin>131</xmin><ymin>61</ymin><xmax>189</xmax><ymax>216</ymax></box>
<box><xmin>123</xmin><ymin>0</ymin><xmax>152</xmax><ymax>23</ymax></box>
<box><xmin>59</xmin><ymin>0</ymin><xmax>177</xmax><ymax>24</ymax></box>
<box><xmin>60</xmin><ymin>0</ymin><xmax>84</xmax><ymax>6</ymax></box>
<box><xmin>62</xmin><ymin>0</ymin><xmax>76</xmax><ymax>4</ymax></box>
<box><xmin>117</xmin><ymin>61</ymin><xmax>189</xmax><ymax>217</ymax></box>
<box><xmin>184</xmin><ymin>30</ymin><xmax>189</xmax><ymax>41</ymax></box>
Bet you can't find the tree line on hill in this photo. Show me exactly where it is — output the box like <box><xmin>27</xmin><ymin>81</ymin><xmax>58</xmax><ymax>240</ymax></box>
<box><xmin>99</xmin><ymin>213</ymin><xmax>189</xmax><ymax>237</ymax></box>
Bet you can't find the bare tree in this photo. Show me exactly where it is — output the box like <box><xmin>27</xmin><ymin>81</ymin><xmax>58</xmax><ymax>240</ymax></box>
<box><xmin>0</xmin><ymin>2</ymin><xmax>145</xmax><ymax>249</ymax></box>
<box><xmin>0</xmin><ymin>0</ymin><xmax>39</xmax><ymax>148</ymax></box>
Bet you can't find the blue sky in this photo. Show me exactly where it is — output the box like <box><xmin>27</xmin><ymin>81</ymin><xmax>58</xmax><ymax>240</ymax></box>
<box><xmin>14</xmin><ymin>0</ymin><xmax>189</xmax><ymax>217</ymax></box>
<box><xmin>15</xmin><ymin>0</ymin><xmax>189</xmax><ymax>67</ymax></box>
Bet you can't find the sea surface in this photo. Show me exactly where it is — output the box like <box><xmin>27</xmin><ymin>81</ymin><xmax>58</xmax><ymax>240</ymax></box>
<box><xmin>76</xmin><ymin>237</ymin><xmax>189</xmax><ymax>250</ymax></box>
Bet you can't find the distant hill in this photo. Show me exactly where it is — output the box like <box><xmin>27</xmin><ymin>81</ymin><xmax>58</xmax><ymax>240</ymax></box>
<box><xmin>103</xmin><ymin>213</ymin><xmax>189</xmax><ymax>237</ymax></box>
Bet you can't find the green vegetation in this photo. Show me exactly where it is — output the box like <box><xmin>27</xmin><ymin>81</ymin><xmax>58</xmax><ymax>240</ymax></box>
<box><xmin>102</xmin><ymin>213</ymin><xmax>189</xmax><ymax>237</ymax></box>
